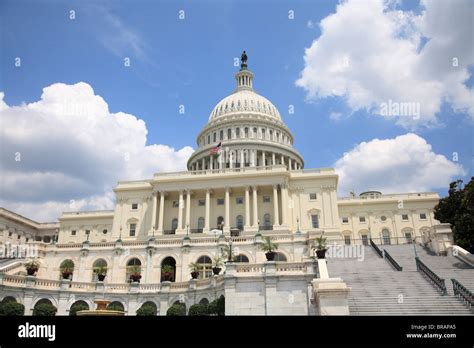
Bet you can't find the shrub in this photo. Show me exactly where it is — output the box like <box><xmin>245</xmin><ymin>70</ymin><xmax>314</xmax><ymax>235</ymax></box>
<box><xmin>136</xmin><ymin>304</ymin><xmax>157</xmax><ymax>316</ymax></box>
<box><xmin>69</xmin><ymin>303</ymin><xmax>89</xmax><ymax>316</ymax></box>
<box><xmin>107</xmin><ymin>302</ymin><xmax>124</xmax><ymax>312</ymax></box>
<box><xmin>33</xmin><ymin>303</ymin><xmax>57</xmax><ymax>316</ymax></box>
<box><xmin>188</xmin><ymin>303</ymin><xmax>209</xmax><ymax>316</ymax></box>
<box><xmin>208</xmin><ymin>295</ymin><xmax>225</xmax><ymax>316</ymax></box>
<box><xmin>0</xmin><ymin>302</ymin><xmax>25</xmax><ymax>316</ymax></box>
<box><xmin>166</xmin><ymin>303</ymin><xmax>186</xmax><ymax>316</ymax></box>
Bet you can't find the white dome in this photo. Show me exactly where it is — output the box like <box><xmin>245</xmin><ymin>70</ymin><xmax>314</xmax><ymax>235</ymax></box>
<box><xmin>209</xmin><ymin>89</ymin><xmax>282</xmax><ymax>122</ymax></box>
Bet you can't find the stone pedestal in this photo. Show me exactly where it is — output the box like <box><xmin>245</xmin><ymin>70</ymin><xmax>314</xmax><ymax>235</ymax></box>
<box><xmin>60</xmin><ymin>279</ymin><xmax>71</xmax><ymax>291</ymax></box>
<box><xmin>311</xmin><ymin>278</ymin><xmax>351</xmax><ymax>315</ymax></box>
<box><xmin>129</xmin><ymin>282</ymin><xmax>139</xmax><ymax>293</ymax></box>
<box><xmin>25</xmin><ymin>275</ymin><xmax>36</xmax><ymax>288</ymax></box>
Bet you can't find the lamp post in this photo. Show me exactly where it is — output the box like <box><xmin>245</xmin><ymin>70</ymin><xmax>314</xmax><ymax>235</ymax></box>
<box><xmin>227</xmin><ymin>238</ymin><xmax>233</xmax><ymax>262</ymax></box>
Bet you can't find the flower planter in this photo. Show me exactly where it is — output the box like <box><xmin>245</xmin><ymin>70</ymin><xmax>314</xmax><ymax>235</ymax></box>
<box><xmin>130</xmin><ymin>274</ymin><xmax>141</xmax><ymax>283</ymax></box>
<box><xmin>162</xmin><ymin>272</ymin><xmax>173</xmax><ymax>282</ymax></box>
<box><xmin>26</xmin><ymin>268</ymin><xmax>38</xmax><ymax>276</ymax></box>
<box><xmin>191</xmin><ymin>271</ymin><xmax>200</xmax><ymax>279</ymax></box>
<box><xmin>265</xmin><ymin>251</ymin><xmax>276</xmax><ymax>261</ymax></box>
<box><xmin>212</xmin><ymin>267</ymin><xmax>221</xmax><ymax>275</ymax></box>
<box><xmin>316</xmin><ymin>249</ymin><xmax>328</xmax><ymax>259</ymax></box>
<box><xmin>62</xmin><ymin>271</ymin><xmax>72</xmax><ymax>279</ymax></box>
<box><xmin>97</xmin><ymin>274</ymin><xmax>106</xmax><ymax>282</ymax></box>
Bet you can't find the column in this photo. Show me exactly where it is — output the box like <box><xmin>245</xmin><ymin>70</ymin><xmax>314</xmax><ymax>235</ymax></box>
<box><xmin>185</xmin><ymin>190</ymin><xmax>191</xmax><ymax>230</ymax></box>
<box><xmin>178</xmin><ymin>191</ymin><xmax>184</xmax><ymax>230</ymax></box>
<box><xmin>251</xmin><ymin>150</ymin><xmax>256</xmax><ymax>167</ymax></box>
<box><xmin>210</xmin><ymin>157</ymin><xmax>213</xmax><ymax>170</ymax></box>
<box><xmin>252</xmin><ymin>186</ymin><xmax>258</xmax><ymax>227</ymax></box>
<box><xmin>229</xmin><ymin>151</ymin><xmax>233</xmax><ymax>169</ymax></box>
<box><xmin>201</xmin><ymin>158</ymin><xmax>205</xmax><ymax>171</ymax></box>
<box><xmin>272</xmin><ymin>153</ymin><xmax>276</xmax><ymax>166</ymax></box>
<box><xmin>273</xmin><ymin>185</ymin><xmax>280</xmax><ymax>228</ymax></box>
<box><xmin>281</xmin><ymin>184</ymin><xmax>289</xmax><ymax>226</ymax></box>
<box><xmin>151</xmin><ymin>190</ymin><xmax>158</xmax><ymax>234</ymax></box>
<box><xmin>245</xmin><ymin>186</ymin><xmax>250</xmax><ymax>229</ymax></box>
<box><xmin>158</xmin><ymin>191</ymin><xmax>165</xmax><ymax>233</ymax></box>
<box><xmin>289</xmin><ymin>158</ymin><xmax>292</xmax><ymax>171</ymax></box>
<box><xmin>204</xmin><ymin>189</ymin><xmax>211</xmax><ymax>232</ymax></box>
<box><xmin>262</xmin><ymin>151</ymin><xmax>266</xmax><ymax>167</ymax></box>
<box><xmin>240</xmin><ymin>149</ymin><xmax>244</xmax><ymax>168</ymax></box>
<box><xmin>281</xmin><ymin>155</ymin><xmax>284</xmax><ymax>167</ymax></box>
<box><xmin>224</xmin><ymin>187</ymin><xmax>230</xmax><ymax>233</ymax></box>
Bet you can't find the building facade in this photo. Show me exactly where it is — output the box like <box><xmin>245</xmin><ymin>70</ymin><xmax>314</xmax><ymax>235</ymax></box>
<box><xmin>0</xmin><ymin>58</ymin><xmax>447</xmax><ymax>315</ymax></box>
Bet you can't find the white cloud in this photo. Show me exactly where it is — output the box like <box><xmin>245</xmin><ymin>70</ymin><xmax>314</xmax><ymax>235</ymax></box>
<box><xmin>296</xmin><ymin>0</ymin><xmax>473</xmax><ymax>129</ymax></box>
<box><xmin>335</xmin><ymin>133</ymin><xmax>465</xmax><ymax>195</ymax></box>
<box><xmin>0</xmin><ymin>82</ymin><xmax>194</xmax><ymax>221</ymax></box>
<box><xmin>329</xmin><ymin>111</ymin><xmax>342</xmax><ymax>121</ymax></box>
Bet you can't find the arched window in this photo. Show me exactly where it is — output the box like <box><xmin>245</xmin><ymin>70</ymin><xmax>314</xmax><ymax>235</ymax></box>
<box><xmin>227</xmin><ymin>128</ymin><xmax>232</xmax><ymax>139</ymax></box>
<box><xmin>235</xmin><ymin>254</ymin><xmax>249</xmax><ymax>263</ymax></box>
<box><xmin>220</xmin><ymin>130</ymin><xmax>224</xmax><ymax>140</ymax></box>
<box><xmin>245</xmin><ymin>127</ymin><xmax>249</xmax><ymax>138</ymax></box>
<box><xmin>213</xmin><ymin>133</ymin><xmax>216</xmax><ymax>142</ymax></box>
<box><xmin>199</xmin><ymin>298</ymin><xmax>209</xmax><ymax>305</ymax></box>
<box><xmin>236</xmin><ymin>128</ymin><xmax>240</xmax><ymax>138</ymax></box>
<box><xmin>171</xmin><ymin>218</ymin><xmax>178</xmax><ymax>233</ymax></box>
<box><xmin>69</xmin><ymin>300</ymin><xmax>89</xmax><ymax>316</ymax></box>
<box><xmin>262</xmin><ymin>128</ymin><xmax>266</xmax><ymax>139</ymax></box>
<box><xmin>137</xmin><ymin>301</ymin><xmax>157</xmax><ymax>316</ymax></box>
<box><xmin>207</xmin><ymin>135</ymin><xmax>210</xmax><ymax>144</ymax></box>
<box><xmin>382</xmin><ymin>229</ymin><xmax>391</xmax><ymax>245</ymax></box>
<box><xmin>161</xmin><ymin>257</ymin><xmax>176</xmax><ymax>282</ymax></box>
<box><xmin>59</xmin><ymin>259</ymin><xmax>75</xmax><ymax>280</ymax></box>
<box><xmin>269</xmin><ymin>130</ymin><xmax>273</xmax><ymax>139</ymax></box>
<box><xmin>92</xmin><ymin>259</ymin><xmax>107</xmax><ymax>282</ymax></box>
<box><xmin>264</xmin><ymin>213</ymin><xmax>271</xmax><ymax>227</ymax></box>
<box><xmin>33</xmin><ymin>299</ymin><xmax>57</xmax><ymax>316</ymax></box>
<box><xmin>253</xmin><ymin>127</ymin><xmax>257</xmax><ymax>137</ymax></box>
<box><xmin>197</xmin><ymin>217</ymin><xmax>205</xmax><ymax>233</ymax></box>
<box><xmin>126</xmin><ymin>258</ymin><xmax>141</xmax><ymax>283</ymax></box>
<box><xmin>196</xmin><ymin>256</ymin><xmax>212</xmax><ymax>279</ymax></box>
<box><xmin>107</xmin><ymin>301</ymin><xmax>124</xmax><ymax>312</ymax></box>
<box><xmin>274</xmin><ymin>253</ymin><xmax>287</xmax><ymax>262</ymax></box>
<box><xmin>236</xmin><ymin>215</ymin><xmax>244</xmax><ymax>230</ymax></box>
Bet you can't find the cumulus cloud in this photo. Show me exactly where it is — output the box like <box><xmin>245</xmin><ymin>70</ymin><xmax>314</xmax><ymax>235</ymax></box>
<box><xmin>335</xmin><ymin>133</ymin><xmax>465</xmax><ymax>195</ymax></box>
<box><xmin>0</xmin><ymin>82</ymin><xmax>194</xmax><ymax>221</ymax></box>
<box><xmin>296</xmin><ymin>0</ymin><xmax>473</xmax><ymax>129</ymax></box>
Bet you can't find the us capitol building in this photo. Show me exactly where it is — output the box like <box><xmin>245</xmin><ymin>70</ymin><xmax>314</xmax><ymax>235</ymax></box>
<box><xmin>1</xmin><ymin>53</ymin><xmax>471</xmax><ymax>316</ymax></box>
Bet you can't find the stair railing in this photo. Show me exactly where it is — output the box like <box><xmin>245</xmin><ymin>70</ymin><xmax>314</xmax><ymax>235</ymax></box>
<box><xmin>415</xmin><ymin>257</ymin><xmax>447</xmax><ymax>295</ymax></box>
<box><xmin>369</xmin><ymin>238</ymin><xmax>383</xmax><ymax>258</ymax></box>
<box><xmin>383</xmin><ymin>249</ymin><xmax>403</xmax><ymax>271</ymax></box>
<box><xmin>451</xmin><ymin>278</ymin><xmax>473</xmax><ymax>309</ymax></box>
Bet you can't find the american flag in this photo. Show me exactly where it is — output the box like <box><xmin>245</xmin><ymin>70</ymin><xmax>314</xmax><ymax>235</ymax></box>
<box><xmin>210</xmin><ymin>142</ymin><xmax>222</xmax><ymax>155</ymax></box>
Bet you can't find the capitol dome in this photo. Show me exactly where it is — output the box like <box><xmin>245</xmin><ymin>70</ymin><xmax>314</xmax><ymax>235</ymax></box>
<box><xmin>187</xmin><ymin>52</ymin><xmax>304</xmax><ymax>172</ymax></box>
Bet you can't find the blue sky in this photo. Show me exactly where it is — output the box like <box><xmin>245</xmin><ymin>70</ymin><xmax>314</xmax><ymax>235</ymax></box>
<box><xmin>0</xmin><ymin>0</ymin><xmax>472</xmax><ymax>220</ymax></box>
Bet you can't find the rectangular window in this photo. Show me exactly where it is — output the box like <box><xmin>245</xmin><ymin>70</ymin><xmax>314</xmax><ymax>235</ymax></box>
<box><xmin>311</xmin><ymin>214</ymin><xmax>319</xmax><ymax>228</ymax></box>
<box><xmin>419</xmin><ymin>213</ymin><xmax>427</xmax><ymax>220</ymax></box>
<box><xmin>263</xmin><ymin>196</ymin><xmax>271</xmax><ymax>203</ymax></box>
<box><xmin>344</xmin><ymin>235</ymin><xmax>351</xmax><ymax>245</ymax></box>
<box><xmin>217</xmin><ymin>198</ymin><xmax>224</xmax><ymax>205</ymax></box>
<box><xmin>342</xmin><ymin>217</ymin><xmax>349</xmax><ymax>224</ymax></box>
<box><xmin>405</xmin><ymin>233</ymin><xmax>412</xmax><ymax>243</ymax></box>
<box><xmin>361</xmin><ymin>235</ymin><xmax>368</xmax><ymax>246</ymax></box>
<box><xmin>71</xmin><ymin>230</ymin><xmax>76</xmax><ymax>236</ymax></box>
<box><xmin>172</xmin><ymin>201</ymin><xmax>179</xmax><ymax>208</ymax></box>
<box><xmin>129</xmin><ymin>223</ymin><xmax>136</xmax><ymax>237</ymax></box>
<box><xmin>359</xmin><ymin>216</ymin><xmax>366</xmax><ymax>223</ymax></box>
<box><xmin>198</xmin><ymin>199</ymin><xmax>205</xmax><ymax>206</ymax></box>
<box><xmin>402</xmin><ymin>214</ymin><xmax>409</xmax><ymax>221</ymax></box>
<box><xmin>131</xmin><ymin>203</ymin><xmax>138</xmax><ymax>210</ymax></box>
<box><xmin>309</xmin><ymin>193</ymin><xmax>317</xmax><ymax>200</ymax></box>
<box><xmin>8</xmin><ymin>231</ymin><xmax>12</xmax><ymax>237</ymax></box>
<box><xmin>236</xmin><ymin>197</ymin><xmax>244</xmax><ymax>204</ymax></box>
<box><xmin>85</xmin><ymin>230</ymin><xmax>90</xmax><ymax>235</ymax></box>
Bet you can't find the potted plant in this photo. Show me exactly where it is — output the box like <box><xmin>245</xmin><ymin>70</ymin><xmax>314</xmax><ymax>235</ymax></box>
<box><xmin>129</xmin><ymin>265</ymin><xmax>142</xmax><ymax>283</ymax></box>
<box><xmin>314</xmin><ymin>234</ymin><xmax>328</xmax><ymax>259</ymax></box>
<box><xmin>212</xmin><ymin>255</ymin><xmax>224</xmax><ymax>275</ymax></box>
<box><xmin>189</xmin><ymin>262</ymin><xmax>200</xmax><ymax>279</ymax></box>
<box><xmin>260</xmin><ymin>236</ymin><xmax>278</xmax><ymax>261</ymax></box>
<box><xmin>24</xmin><ymin>259</ymin><xmax>40</xmax><ymax>276</ymax></box>
<box><xmin>95</xmin><ymin>265</ymin><xmax>107</xmax><ymax>282</ymax></box>
<box><xmin>161</xmin><ymin>265</ymin><xmax>174</xmax><ymax>282</ymax></box>
<box><xmin>60</xmin><ymin>260</ymin><xmax>74</xmax><ymax>279</ymax></box>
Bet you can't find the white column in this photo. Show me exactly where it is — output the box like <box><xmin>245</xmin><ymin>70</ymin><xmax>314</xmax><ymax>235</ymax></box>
<box><xmin>245</xmin><ymin>186</ymin><xmax>250</xmax><ymax>229</ymax></box>
<box><xmin>201</xmin><ymin>158</ymin><xmax>205</xmax><ymax>170</ymax></box>
<box><xmin>273</xmin><ymin>185</ymin><xmax>280</xmax><ymax>228</ymax></box>
<box><xmin>252</xmin><ymin>185</ymin><xmax>258</xmax><ymax>227</ymax></box>
<box><xmin>229</xmin><ymin>151</ymin><xmax>233</xmax><ymax>169</ymax></box>
<box><xmin>151</xmin><ymin>190</ymin><xmax>158</xmax><ymax>234</ymax></box>
<box><xmin>185</xmin><ymin>190</ymin><xmax>191</xmax><ymax>230</ymax></box>
<box><xmin>272</xmin><ymin>153</ymin><xmax>276</xmax><ymax>166</ymax></box>
<box><xmin>262</xmin><ymin>151</ymin><xmax>266</xmax><ymax>167</ymax></box>
<box><xmin>224</xmin><ymin>187</ymin><xmax>230</xmax><ymax>233</ymax></box>
<box><xmin>289</xmin><ymin>158</ymin><xmax>292</xmax><ymax>171</ymax></box>
<box><xmin>158</xmin><ymin>191</ymin><xmax>165</xmax><ymax>233</ymax></box>
<box><xmin>240</xmin><ymin>149</ymin><xmax>244</xmax><ymax>168</ymax></box>
<box><xmin>281</xmin><ymin>154</ymin><xmax>284</xmax><ymax>167</ymax></box>
<box><xmin>281</xmin><ymin>184</ymin><xmax>289</xmax><ymax>226</ymax></box>
<box><xmin>204</xmin><ymin>189</ymin><xmax>211</xmax><ymax>232</ymax></box>
<box><xmin>178</xmin><ymin>191</ymin><xmax>184</xmax><ymax>231</ymax></box>
<box><xmin>251</xmin><ymin>150</ymin><xmax>256</xmax><ymax>167</ymax></box>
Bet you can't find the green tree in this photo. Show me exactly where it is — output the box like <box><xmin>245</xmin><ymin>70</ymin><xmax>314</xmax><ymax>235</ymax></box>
<box><xmin>0</xmin><ymin>301</ymin><xmax>25</xmax><ymax>316</ymax></box>
<box><xmin>188</xmin><ymin>303</ymin><xmax>209</xmax><ymax>316</ymax></box>
<box><xmin>33</xmin><ymin>303</ymin><xmax>57</xmax><ymax>316</ymax></box>
<box><xmin>434</xmin><ymin>178</ymin><xmax>474</xmax><ymax>252</ymax></box>
<box><xmin>166</xmin><ymin>303</ymin><xmax>186</xmax><ymax>316</ymax></box>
